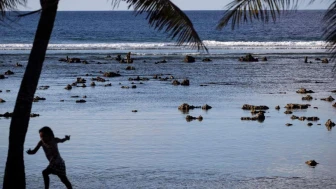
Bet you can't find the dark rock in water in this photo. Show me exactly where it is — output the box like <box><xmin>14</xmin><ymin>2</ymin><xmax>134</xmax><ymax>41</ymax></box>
<box><xmin>261</xmin><ymin>57</ymin><xmax>268</xmax><ymax>61</ymax></box>
<box><xmin>0</xmin><ymin>98</ymin><xmax>5</xmax><ymax>103</ymax></box>
<box><xmin>0</xmin><ymin>74</ymin><xmax>5</xmax><ymax>79</ymax></box>
<box><xmin>304</xmin><ymin>56</ymin><xmax>308</xmax><ymax>63</ymax></box>
<box><xmin>275</xmin><ymin>105</ymin><xmax>280</xmax><ymax>110</ymax></box>
<box><xmin>92</xmin><ymin>77</ymin><xmax>106</xmax><ymax>82</ymax></box>
<box><xmin>251</xmin><ymin>110</ymin><xmax>265</xmax><ymax>115</ymax></box>
<box><xmin>321</xmin><ymin>96</ymin><xmax>335</xmax><ymax>102</ymax></box>
<box><xmin>321</xmin><ymin>58</ymin><xmax>329</xmax><ymax>63</ymax></box>
<box><xmin>184</xmin><ymin>55</ymin><xmax>195</xmax><ymax>63</ymax></box>
<box><xmin>76</xmin><ymin>99</ymin><xmax>86</xmax><ymax>103</ymax></box>
<box><xmin>286</xmin><ymin>123</ymin><xmax>293</xmax><ymax>126</ymax></box>
<box><xmin>4</xmin><ymin>70</ymin><xmax>14</xmax><ymax>75</ymax></box>
<box><xmin>333</xmin><ymin>103</ymin><xmax>336</xmax><ymax>108</ymax></box>
<box><xmin>64</xmin><ymin>84</ymin><xmax>72</xmax><ymax>90</ymax></box>
<box><xmin>6</xmin><ymin>90</ymin><xmax>10</xmax><ymax>92</ymax></box>
<box><xmin>90</xmin><ymin>82</ymin><xmax>96</xmax><ymax>86</ymax></box>
<box><xmin>285</xmin><ymin>103</ymin><xmax>309</xmax><ymax>109</ymax></box>
<box><xmin>307</xmin><ymin>117</ymin><xmax>319</xmax><ymax>121</ymax></box>
<box><xmin>71</xmin><ymin>96</ymin><xmax>79</xmax><ymax>98</ymax></box>
<box><xmin>298</xmin><ymin>116</ymin><xmax>307</xmax><ymax>121</ymax></box>
<box><xmin>33</xmin><ymin>96</ymin><xmax>46</xmax><ymax>102</ymax></box>
<box><xmin>242</xmin><ymin>104</ymin><xmax>269</xmax><ymax>110</ymax></box>
<box><xmin>302</xmin><ymin>95</ymin><xmax>313</xmax><ymax>101</ymax></box>
<box><xmin>15</xmin><ymin>62</ymin><xmax>23</xmax><ymax>67</ymax></box>
<box><xmin>76</xmin><ymin>77</ymin><xmax>86</xmax><ymax>83</ymax></box>
<box><xmin>307</xmin><ymin>123</ymin><xmax>313</xmax><ymax>126</ymax></box>
<box><xmin>78</xmin><ymin>84</ymin><xmax>86</xmax><ymax>88</ymax></box>
<box><xmin>241</xmin><ymin>112</ymin><xmax>265</xmax><ymax>122</ymax></box>
<box><xmin>129</xmin><ymin>76</ymin><xmax>149</xmax><ymax>81</ymax></box>
<box><xmin>325</xmin><ymin>119</ymin><xmax>335</xmax><ymax>128</ymax></box>
<box><xmin>291</xmin><ymin>115</ymin><xmax>299</xmax><ymax>120</ymax></box>
<box><xmin>284</xmin><ymin>110</ymin><xmax>293</xmax><ymax>114</ymax></box>
<box><xmin>132</xmin><ymin>110</ymin><xmax>138</xmax><ymax>112</ymax></box>
<box><xmin>239</xmin><ymin>53</ymin><xmax>258</xmax><ymax>62</ymax></box>
<box><xmin>131</xmin><ymin>85</ymin><xmax>137</xmax><ymax>89</ymax></box>
<box><xmin>30</xmin><ymin>113</ymin><xmax>40</xmax><ymax>117</ymax></box>
<box><xmin>115</xmin><ymin>55</ymin><xmax>122</xmax><ymax>61</ymax></box>
<box><xmin>126</xmin><ymin>66</ymin><xmax>135</xmax><ymax>70</ymax></box>
<box><xmin>305</xmin><ymin>160</ymin><xmax>318</xmax><ymax>166</ymax></box>
<box><xmin>0</xmin><ymin>112</ymin><xmax>39</xmax><ymax>118</ymax></box>
<box><xmin>178</xmin><ymin>103</ymin><xmax>201</xmax><ymax>112</ymax></box>
<box><xmin>172</xmin><ymin>80</ymin><xmax>180</xmax><ymax>85</ymax></box>
<box><xmin>155</xmin><ymin>59</ymin><xmax>167</xmax><ymax>64</ymax></box>
<box><xmin>82</xmin><ymin>60</ymin><xmax>89</xmax><ymax>64</ymax></box>
<box><xmin>38</xmin><ymin>85</ymin><xmax>50</xmax><ymax>90</ymax></box>
<box><xmin>202</xmin><ymin>58</ymin><xmax>212</xmax><ymax>62</ymax></box>
<box><xmin>186</xmin><ymin>115</ymin><xmax>203</xmax><ymax>122</ymax></box>
<box><xmin>104</xmin><ymin>72</ymin><xmax>121</xmax><ymax>77</ymax></box>
<box><xmin>181</xmin><ymin>79</ymin><xmax>190</xmax><ymax>86</ymax></box>
<box><xmin>296</xmin><ymin>88</ymin><xmax>314</xmax><ymax>94</ymax></box>
<box><xmin>202</xmin><ymin>104</ymin><xmax>212</xmax><ymax>110</ymax></box>
<box><xmin>104</xmin><ymin>83</ymin><xmax>112</xmax><ymax>87</ymax></box>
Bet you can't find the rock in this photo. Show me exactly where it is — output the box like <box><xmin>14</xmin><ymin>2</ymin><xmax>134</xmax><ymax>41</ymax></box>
<box><xmin>132</xmin><ymin>110</ymin><xmax>138</xmax><ymax>112</ymax></box>
<box><xmin>90</xmin><ymin>82</ymin><xmax>96</xmax><ymax>86</ymax></box>
<box><xmin>285</xmin><ymin>103</ymin><xmax>309</xmax><ymax>109</ymax></box>
<box><xmin>155</xmin><ymin>59</ymin><xmax>167</xmax><ymax>64</ymax></box>
<box><xmin>284</xmin><ymin>110</ymin><xmax>293</xmax><ymax>114</ymax></box>
<box><xmin>76</xmin><ymin>99</ymin><xmax>86</xmax><ymax>103</ymax></box>
<box><xmin>304</xmin><ymin>56</ymin><xmax>308</xmax><ymax>63</ymax></box>
<box><xmin>261</xmin><ymin>57</ymin><xmax>268</xmax><ymax>61</ymax></box>
<box><xmin>38</xmin><ymin>86</ymin><xmax>50</xmax><ymax>90</ymax></box>
<box><xmin>103</xmin><ymin>72</ymin><xmax>121</xmax><ymax>77</ymax></box>
<box><xmin>104</xmin><ymin>83</ymin><xmax>112</xmax><ymax>87</ymax></box>
<box><xmin>241</xmin><ymin>112</ymin><xmax>265</xmax><ymax>122</ymax></box>
<box><xmin>0</xmin><ymin>74</ymin><xmax>5</xmax><ymax>79</ymax></box>
<box><xmin>6</xmin><ymin>90</ymin><xmax>10</xmax><ymax>92</ymax></box>
<box><xmin>302</xmin><ymin>95</ymin><xmax>313</xmax><ymax>101</ymax></box>
<box><xmin>242</xmin><ymin>104</ymin><xmax>269</xmax><ymax>110</ymax></box>
<box><xmin>251</xmin><ymin>110</ymin><xmax>265</xmax><ymax>115</ymax></box>
<box><xmin>83</xmin><ymin>95</ymin><xmax>87</xmax><ymax>98</ymax></box>
<box><xmin>296</xmin><ymin>88</ymin><xmax>314</xmax><ymax>94</ymax></box>
<box><xmin>0</xmin><ymin>112</ymin><xmax>13</xmax><ymax>117</ymax></box>
<box><xmin>325</xmin><ymin>119</ymin><xmax>335</xmax><ymax>127</ymax></box>
<box><xmin>202</xmin><ymin>58</ymin><xmax>212</xmax><ymax>62</ymax></box>
<box><xmin>333</xmin><ymin>103</ymin><xmax>336</xmax><ymax>108</ymax></box>
<box><xmin>298</xmin><ymin>116</ymin><xmax>307</xmax><ymax>121</ymax></box>
<box><xmin>321</xmin><ymin>96</ymin><xmax>335</xmax><ymax>102</ymax></box>
<box><xmin>131</xmin><ymin>85</ymin><xmax>137</xmax><ymax>89</ymax></box>
<box><xmin>239</xmin><ymin>53</ymin><xmax>258</xmax><ymax>62</ymax></box>
<box><xmin>202</xmin><ymin>104</ymin><xmax>212</xmax><ymax>110</ymax></box>
<box><xmin>78</xmin><ymin>84</ymin><xmax>86</xmax><ymax>88</ymax></box>
<box><xmin>286</xmin><ymin>123</ymin><xmax>293</xmax><ymax>126</ymax></box>
<box><xmin>121</xmin><ymin>86</ymin><xmax>129</xmax><ymax>89</ymax></box>
<box><xmin>4</xmin><ymin>70</ymin><xmax>14</xmax><ymax>75</ymax></box>
<box><xmin>172</xmin><ymin>80</ymin><xmax>180</xmax><ymax>85</ymax></box>
<box><xmin>129</xmin><ymin>76</ymin><xmax>149</xmax><ymax>81</ymax></box>
<box><xmin>180</xmin><ymin>79</ymin><xmax>190</xmax><ymax>86</ymax></box>
<box><xmin>115</xmin><ymin>55</ymin><xmax>122</xmax><ymax>61</ymax></box>
<box><xmin>92</xmin><ymin>77</ymin><xmax>106</xmax><ymax>82</ymax></box>
<box><xmin>71</xmin><ymin>96</ymin><xmax>79</xmax><ymax>98</ymax></box>
<box><xmin>126</xmin><ymin>66</ymin><xmax>135</xmax><ymax>70</ymax></box>
<box><xmin>30</xmin><ymin>113</ymin><xmax>40</xmax><ymax>117</ymax></box>
<box><xmin>178</xmin><ymin>103</ymin><xmax>201</xmax><ymax>112</ymax></box>
<box><xmin>15</xmin><ymin>62</ymin><xmax>23</xmax><ymax>67</ymax></box>
<box><xmin>307</xmin><ymin>123</ymin><xmax>313</xmax><ymax>126</ymax></box>
<box><xmin>185</xmin><ymin>115</ymin><xmax>203</xmax><ymax>122</ymax></box>
<box><xmin>184</xmin><ymin>55</ymin><xmax>195</xmax><ymax>63</ymax></box>
<box><xmin>305</xmin><ymin>160</ymin><xmax>318</xmax><ymax>166</ymax></box>
<box><xmin>33</xmin><ymin>96</ymin><xmax>46</xmax><ymax>102</ymax></box>
<box><xmin>291</xmin><ymin>115</ymin><xmax>299</xmax><ymax>120</ymax></box>
<box><xmin>275</xmin><ymin>105</ymin><xmax>280</xmax><ymax>110</ymax></box>
<box><xmin>307</xmin><ymin>117</ymin><xmax>319</xmax><ymax>121</ymax></box>
<box><xmin>76</xmin><ymin>77</ymin><xmax>86</xmax><ymax>83</ymax></box>
<box><xmin>0</xmin><ymin>98</ymin><xmax>5</xmax><ymax>103</ymax></box>
<box><xmin>64</xmin><ymin>84</ymin><xmax>72</xmax><ymax>90</ymax></box>
<box><xmin>321</xmin><ymin>58</ymin><xmax>329</xmax><ymax>63</ymax></box>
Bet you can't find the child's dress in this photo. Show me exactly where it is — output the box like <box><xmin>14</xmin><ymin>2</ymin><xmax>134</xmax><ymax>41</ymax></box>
<box><xmin>40</xmin><ymin>138</ymin><xmax>66</xmax><ymax>175</ymax></box>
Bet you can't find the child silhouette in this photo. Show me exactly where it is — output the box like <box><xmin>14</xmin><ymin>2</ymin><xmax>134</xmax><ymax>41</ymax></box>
<box><xmin>27</xmin><ymin>126</ymin><xmax>72</xmax><ymax>189</ymax></box>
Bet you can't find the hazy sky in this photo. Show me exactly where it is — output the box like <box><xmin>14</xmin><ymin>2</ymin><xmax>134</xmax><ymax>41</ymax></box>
<box><xmin>19</xmin><ymin>0</ymin><xmax>330</xmax><ymax>11</ymax></box>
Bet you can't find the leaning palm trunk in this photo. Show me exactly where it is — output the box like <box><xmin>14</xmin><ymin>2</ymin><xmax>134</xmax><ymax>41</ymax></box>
<box><xmin>3</xmin><ymin>0</ymin><xmax>59</xmax><ymax>188</ymax></box>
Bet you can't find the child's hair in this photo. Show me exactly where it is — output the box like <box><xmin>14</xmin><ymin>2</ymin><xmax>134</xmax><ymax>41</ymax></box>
<box><xmin>39</xmin><ymin>126</ymin><xmax>55</xmax><ymax>138</ymax></box>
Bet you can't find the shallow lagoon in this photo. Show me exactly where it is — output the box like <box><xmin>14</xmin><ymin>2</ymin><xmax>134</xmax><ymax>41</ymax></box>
<box><xmin>0</xmin><ymin>50</ymin><xmax>336</xmax><ymax>188</ymax></box>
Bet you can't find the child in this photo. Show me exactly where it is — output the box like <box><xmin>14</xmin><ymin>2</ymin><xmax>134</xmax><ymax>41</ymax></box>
<box><xmin>27</xmin><ymin>126</ymin><xmax>72</xmax><ymax>189</ymax></box>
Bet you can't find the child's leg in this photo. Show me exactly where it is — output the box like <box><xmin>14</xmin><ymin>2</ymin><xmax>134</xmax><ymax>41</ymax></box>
<box><xmin>42</xmin><ymin>168</ymin><xmax>52</xmax><ymax>189</ymax></box>
<box><xmin>57</xmin><ymin>175</ymin><xmax>73</xmax><ymax>189</ymax></box>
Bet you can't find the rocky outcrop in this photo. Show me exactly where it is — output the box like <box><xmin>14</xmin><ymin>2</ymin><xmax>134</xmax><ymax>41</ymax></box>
<box><xmin>285</xmin><ymin>103</ymin><xmax>309</xmax><ymax>109</ymax></box>
<box><xmin>4</xmin><ymin>70</ymin><xmax>14</xmax><ymax>75</ymax></box>
<box><xmin>242</xmin><ymin>104</ymin><xmax>269</xmax><ymax>110</ymax></box>
<box><xmin>321</xmin><ymin>96</ymin><xmax>335</xmax><ymax>102</ymax></box>
<box><xmin>64</xmin><ymin>84</ymin><xmax>72</xmax><ymax>90</ymax></box>
<box><xmin>172</xmin><ymin>80</ymin><xmax>181</xmax><ymax>85</ymax></box>
<box><xmin>184</xmin><ymin>55</ymin><xmax>195</xmax><ymax>63</ymax></box>
<box><xmin>296</xmin><ymin>88</ymin><xmax>314</xmax><ymax>94</ymax></box>
<box><xmin>180</xmin><ymin>79</ymin><xmax>190</xmax><ymax>86</ymax></box>
<box><xmin>126</xmin><ymin>66</ymin><xmax>135</xmax><ymax>70</ymax></box>
<box><xmin>239</xmin><ymin>54</ymin><xmax>258</xmax><ymax>62</ymax></box>
<box><xmin>104</xmin><ymin>72</ymin><xmax>121</xmax><ymax>77</ymax></box>
<box><xmin>305</xmin><ymin>160</ymin><xmax>318</xmax><ymax>166</ymax></box>
<box><xmin>302</xmin><ymin>95</ymin><xmax>313</xmax><ymax>101</ymax></box>
<box><xmin>186</xmin><ymin>115</ymin><xmax>203</xmax><ymax>122</ymax></box>
<box><xmin>0</xmin><ymin>98</ymin><xmax>5</xmax><ymax>103</ymax></box>
<box><xmin>241</xmin><ymin>112</ymin><xmax>265</xmax><ymax>122</ymax></box>
<box><xmin>33</xmin><ymin>96</ymin><xmax>46</xmax><ymax>102</ymax></box>
<box><xmin>321</xmin><ymin>58</ymin><xmax>329</xmax><ymax>63</ymax></box>
<box><xmin>92</xmin><ymin>77</ymin><xmax>106</xmax><ymax>82</ymax></box>
<box><xmin>0</xmin><ymin>74</ymin><xmax>4</xmax><ymax>79</ymax></box>
<box><xmin>76</xmin><ymin>99</ymin><xmax>86</xmax><ymax>103</ymax></box>
<box><xmin>202</xmin><ymin>104</ymin><xmax>212</xmax><ymax>110</ymax></box>
<box><xmin>202</xmin><ymin>58</ymin><xmax>212</xmax><ymax>62</ymax></box>
<box><xmin>128</xmin><ymin>76</ymin><xmax>149</xmax><ymax>81</ymax></box>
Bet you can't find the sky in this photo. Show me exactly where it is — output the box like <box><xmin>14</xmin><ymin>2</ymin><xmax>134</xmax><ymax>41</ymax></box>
<box><xmin>19</xmin><ymin>0</ymin><xmax>330</xmax><ymax>11</ymax></box>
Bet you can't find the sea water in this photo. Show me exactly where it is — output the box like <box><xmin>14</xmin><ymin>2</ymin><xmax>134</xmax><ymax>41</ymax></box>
<box><xmin>0</xmin><ymin>11</ymin><xmax>336</xmax><ymax>188</ymax></box>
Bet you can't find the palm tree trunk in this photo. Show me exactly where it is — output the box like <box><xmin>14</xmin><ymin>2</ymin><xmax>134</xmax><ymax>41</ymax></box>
<box><xmin>3</xmin><ymin>0</ymin><xmax>59</xmax><ymax>188</ymax></box>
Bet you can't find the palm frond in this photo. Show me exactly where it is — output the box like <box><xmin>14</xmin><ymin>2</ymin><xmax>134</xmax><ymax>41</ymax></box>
<box><xmin>323</xmin><ymin>1</ymin><xmax>336</xmax><ymax>61</ymax></box>
<box><xmin>216</xmin><ymin>0</ymin><xmax>303</xmax><ymax>30</ymax></box>
<box><xmin>0</xmin><ymin>0</ymin><xmax>27</xmax><ymax>18</ymax></box>
<box><xmin>111</xmin><ymin>0</ymin><xmax>207</xmax><ymax>52</ymax></box>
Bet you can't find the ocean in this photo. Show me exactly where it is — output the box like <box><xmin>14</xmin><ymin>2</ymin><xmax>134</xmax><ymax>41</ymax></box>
<box><xmin>0</xmin><ymin>10</ymin><xmax>336</xmax><ymax>188</ymax></box>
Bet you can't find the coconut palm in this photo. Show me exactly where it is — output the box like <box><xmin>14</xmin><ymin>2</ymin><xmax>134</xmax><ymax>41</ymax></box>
<box><xmin>1</xmin><ymin>0</ymin><xmax>205</xmax><ymax>188</ymax></box>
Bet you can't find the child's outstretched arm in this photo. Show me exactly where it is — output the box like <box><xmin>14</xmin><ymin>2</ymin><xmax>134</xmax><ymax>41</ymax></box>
<box><xmin>26</xmin><ymin>141</ymin><xmax>42</xmax><ymax>155</ymax></box>
<box><xmin>56</xmin><ymin>135</ymin><xmax>71</xmax><ymax>143</ymax></box>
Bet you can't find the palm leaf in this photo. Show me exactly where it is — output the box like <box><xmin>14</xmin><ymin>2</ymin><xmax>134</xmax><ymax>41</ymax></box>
<box><xmin>323</xmin><ymin>1</ymin><xmax>336</xmax><ymax>60</ymax></box>
<box><xmin>0</xmin><ymin>0</ymin><xmax>26</xmax><ymax>18</ymax></box>
<box><xmin>216</xmin><ymin>0</ymin><xmax>302</xmax><ymax>30</ymax></box>
<box><xmin>111</xmin><ymin>0</ymin><xmax>207</xmax><ymax>52</ymax></box>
